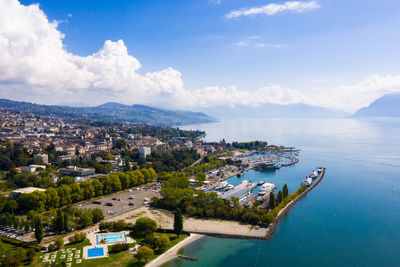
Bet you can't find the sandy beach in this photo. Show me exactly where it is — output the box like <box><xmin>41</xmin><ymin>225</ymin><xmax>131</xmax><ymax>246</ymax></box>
<box><xmin>146</xmin><ymin>233</ymin><xmax>204</xmax><ymax>267</ymax></box>
<box><xmin>112</xmin><ymin>206</ymin><xmax>267</xmax><ymax>238</ymax></box>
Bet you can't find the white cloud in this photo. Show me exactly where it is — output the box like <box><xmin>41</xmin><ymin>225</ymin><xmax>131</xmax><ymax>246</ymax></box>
<box><xmin>225</xmin><ymin>0</ymin><xmax>320</xmax><ymax>19</ymax></box>
<box><xmin>1</xmin><ymin>0</ymin><xmax>399</xmax><ymax>114</ymax></box>
<box><xmin>233</xmin><ymin>36</ymin><xmax>282</xmax><ymax>48</ymax></box>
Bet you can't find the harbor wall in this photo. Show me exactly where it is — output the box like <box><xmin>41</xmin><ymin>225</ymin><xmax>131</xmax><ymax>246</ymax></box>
<box><xmin>265</xmin><ymin>168</ymin><xmax>326</xmax><ymax>240</ymax></box>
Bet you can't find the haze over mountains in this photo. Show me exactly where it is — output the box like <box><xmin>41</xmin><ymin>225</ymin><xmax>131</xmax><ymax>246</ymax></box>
<box><xmin>353</xmin><ymin>94</ymin><xmax>400</xmax><ymax>117</ymax></box>
<box><xmin>204</xmin><ymin>103</ymin><xmax>348</xmax><ymax>119</ymax></box>
<box><xmin>0</xmin><ymin>99</ymin><xmax>216</xmax><ymax>125</ymax></box>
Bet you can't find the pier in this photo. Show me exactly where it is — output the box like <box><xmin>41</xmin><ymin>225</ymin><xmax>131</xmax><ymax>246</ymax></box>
<box><xmin>265</xmin><ymin>167</ymin><xmax>326</xmax><ymax>240</ymax></box>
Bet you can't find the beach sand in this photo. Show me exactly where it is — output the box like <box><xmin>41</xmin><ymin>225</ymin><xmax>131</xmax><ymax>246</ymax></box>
<box><xmin>146</xmin><ymin>233</ymin><xmax>203</xmax><ymax>267</ymax></box>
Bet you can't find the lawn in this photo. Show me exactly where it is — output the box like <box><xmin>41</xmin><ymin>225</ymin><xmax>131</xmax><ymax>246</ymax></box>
<box><xmin>31</xmin><ymin>233</ymin><xmax>188</xmax><ymax>267</ymax></box>
<box><xmin>0</xmin><ymin>238</ymin><xmax>17</xmax><ymax>255</ymax></box>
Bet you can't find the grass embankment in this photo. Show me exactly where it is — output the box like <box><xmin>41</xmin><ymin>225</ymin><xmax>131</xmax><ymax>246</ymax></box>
<box><xmin>266</xmin><ymin>185</ymin><xmax>307</xmax><ymax>223</ymax></box>
<box><xmin>30</xmin><ymin>233</ymin><xmax>188</xmax><ymax>267</ymax></box>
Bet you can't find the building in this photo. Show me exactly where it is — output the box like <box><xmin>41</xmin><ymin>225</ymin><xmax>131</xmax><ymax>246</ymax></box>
<box><xmin>34</xmin><ymin>153</ymin><xmax>48</xmax><ymax>164</ymax></box>
<box><xmin>59</xmin><ymin>166</ymin><xmax>95</xmax><ymax>177</ymax></box>
<box><xmin>139</xmin><ymin>147</ymin><xmax>151</xmax><ymax>158</ymax></box>
<box><xmin>9</xmin><ymin>187</ymin><xmax>46</xmax><ymax>199</ymax></box>
<box><xmin>18</xmin><ymin>164</ymin><xmax>46</xmax><ymax>172</ymax></box>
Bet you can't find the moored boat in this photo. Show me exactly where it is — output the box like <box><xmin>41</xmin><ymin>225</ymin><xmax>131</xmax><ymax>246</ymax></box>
<box><xmin>258</xmin><ymin>182</ymin><xmax>275</xmax><ymax>195</ymax></box>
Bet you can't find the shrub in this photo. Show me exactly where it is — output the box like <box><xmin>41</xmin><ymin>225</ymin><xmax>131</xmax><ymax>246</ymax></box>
<box><xmin>68</xmin><ymin>232</ymin><xmax>86</xmax><ymax>244</ymax></box>
<box><xmin>136</xmin><ymin>246</ymin><xmax>154</xmax><ymax>263</ymax></box>
<box><xmin>133</xmin><ymin>217</ymin><xmax>157</xmax><ymax>237</ymax></box>
<box><xmin>109</xmin><ymin>243</ymin><xmax>129</xmax><ymax>253</ymax></box>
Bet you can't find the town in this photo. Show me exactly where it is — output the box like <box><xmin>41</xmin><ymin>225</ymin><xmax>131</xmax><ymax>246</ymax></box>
<box><xmin>0</xmin><ymin>108</ymin><xmax>324</xmax><ymax>267</ymax></box>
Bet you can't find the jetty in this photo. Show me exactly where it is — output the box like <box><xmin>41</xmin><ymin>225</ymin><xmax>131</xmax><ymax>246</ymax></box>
<box><xmin>265</xmin><ymin>167</ymin><xmax>326</xmax><ymax>240</ymax></box>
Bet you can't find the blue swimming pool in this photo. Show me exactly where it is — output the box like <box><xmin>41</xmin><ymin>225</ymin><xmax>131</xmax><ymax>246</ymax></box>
<box><xmin>87</xmin><ymin>247</ymin><xmax>104</xmax><ymax>258</ymax></box>
<box><xmin>101</xmin><ymin>233</ymin><xmax>122</xmax><ymax>242</ymax></box>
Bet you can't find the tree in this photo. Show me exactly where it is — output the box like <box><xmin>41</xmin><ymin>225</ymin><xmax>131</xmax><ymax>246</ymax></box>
<box><xmin>34</xmin><ymin>216</ymin><xmax>43</xmax><ymax>243</ymax></box>
<box><xmin>91</xmin><ymin>208</ymin><xmax>104</xmax><ymax>223</ymax></box>
<box><xmin>78</xmin><ymin>212</ymin><xmax>93</xmax><ymax>228</ymax></box>
<box><xmin>133</xmin><ymin>217</ymin><xmax>157</xmax><ymax>237</ymax></box>
<box><xmin>136</xmin><ymin>246</ymin><xmax>154</xmax><ymax>263</ymax></box>
<box><xmin>195</xmin><ymin>172</ymin><xmax>206</xmax><ymax>186</ymax></box>
<box><xmin>277</xmin><ymin>190</ymin><xmax>284</xmax><ymax>204</ymax></box>
<box><xmin>154</xmin><ymin>234</ymin><xmax>171</xmax><ymax>252</ymax></box>
<box><xmin>53</xmin><ymin>209</ymin><xmax>64</xmax><ymax>233</ymax></box>
<box><xmin>283</xmin><ymin>184</ymin><xmax>289</xmax><ymax>198</ymax></box>
<box><xmin>55</xmin><ymin>236</ymin><xmax>64</xmax><ymax>250</ymax></box>
<box><xmin>269</xmin><ymin>192</ymin><xmax>275</xmax><ymax>210</ymax></box>
<box><xmin>174</xmin><ymin>208</ymin><xmax>183</xmax><ymax>237</ymax></box>
<box><xmin>115</xmin><ymin>139</ymin><xmax>127</xmax><ymax>149</ymax></box>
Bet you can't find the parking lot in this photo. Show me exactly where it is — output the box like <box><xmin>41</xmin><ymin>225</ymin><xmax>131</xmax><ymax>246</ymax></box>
<box><xmin>77</xmin><ymin>183</ymin><xmax>162</xmax><ymax>218</ymax></box>
<box><xmin>0</xmin><ymin>226</ymin><xmax>27</xmax><ymax>240</ymax></box>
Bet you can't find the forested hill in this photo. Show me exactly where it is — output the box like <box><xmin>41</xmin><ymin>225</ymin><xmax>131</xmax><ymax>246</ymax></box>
<box><xmin>0</xmin><ymin>99</ymin><xmax>217</xmax><ymax>125</ymax></box>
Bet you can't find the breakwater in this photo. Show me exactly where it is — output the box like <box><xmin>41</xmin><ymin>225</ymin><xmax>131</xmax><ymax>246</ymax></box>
<box><xmin>265</xmin><ymin>167</ymin><xmax>326</xmax><ymax>240</ymax></box>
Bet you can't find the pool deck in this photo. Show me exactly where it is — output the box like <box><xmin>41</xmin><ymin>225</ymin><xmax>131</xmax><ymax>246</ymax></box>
<box><xmin>83</xmin><ymin>245</ymin><xmax>109</xmax><ymax>260</ymax></box>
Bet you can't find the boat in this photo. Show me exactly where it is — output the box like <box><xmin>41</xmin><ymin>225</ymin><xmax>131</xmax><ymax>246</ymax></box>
<box><xmin>258</xmin><ymin>182</ymin><xmax>275</xmax><ymax>196</ymax></box>
<box><xmin>309</xmin><ymin>171</ymin><xmax>318</xmax><ymax>179</ymax></box>
<box><xmin>257</xmin><ymin>181</ymin><xmax>265</xmax><ymax>185</ymax></box>
<box><xmin>226</xmin><ymin>184</ymin><xmax>234</xmax><ymax>190</ymax></box>
<box><xmin>216</xmin><ymin>181</ymin><xmax>228</xmax><ymax>190</ymax></box>
<box><xmin>301</xmin><ymin>177</ymin><xmax>312</xmax><ymax>187</ymax></box>
<box><xmin>254</xmin><ymin>162</ymin><xmax>280</xmax><ymax>170</ymax></box>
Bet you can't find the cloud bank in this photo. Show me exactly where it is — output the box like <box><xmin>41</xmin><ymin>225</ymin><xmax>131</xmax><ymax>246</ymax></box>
<box><xmin>0</xmin><ymin>0</ymin><xmax>400</xmax><ymax>113</ymax></box>
<box><xmin>225</xmin><ymin>1</ymin><xmax>320</xmax><ymax>19</ymax></box>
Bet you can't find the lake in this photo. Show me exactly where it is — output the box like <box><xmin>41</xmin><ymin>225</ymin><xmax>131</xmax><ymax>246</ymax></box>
<box><xmin>164</xmin><ymin>117</ymin><xmax>400</xmax><ymax>267</ymax></box>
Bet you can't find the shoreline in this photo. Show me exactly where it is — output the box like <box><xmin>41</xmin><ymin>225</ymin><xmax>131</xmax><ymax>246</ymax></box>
<box><xmin>145</xmin><ymin>233</ymin><xmax>204</xmax><ymax>267</ymax></box>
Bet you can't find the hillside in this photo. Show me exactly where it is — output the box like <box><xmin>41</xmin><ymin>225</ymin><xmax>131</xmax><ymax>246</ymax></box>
<box><xmin>0</xmin><ymin>99</ymin><xmax>217</xmax><ymax>125</ymax></box>
<box><xmin>353</xmin><ymin>94</ymin><xmax>400</xmax><ymax>117</ymax></box>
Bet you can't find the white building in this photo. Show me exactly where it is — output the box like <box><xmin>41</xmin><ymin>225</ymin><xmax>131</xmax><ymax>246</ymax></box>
<box><xmin>139</xmin><ymin>147</ymin><xmax>151</xmax><ymax>158</ymax></box>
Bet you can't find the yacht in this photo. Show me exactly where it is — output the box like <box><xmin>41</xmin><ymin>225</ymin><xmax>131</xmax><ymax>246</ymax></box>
<box><xmin>216</xmin><ymin>181</ymin><xmax>228</xmax><ymax>190</ymax></box>
<box><xmin>301</xmin><ymin>177</ymin><xmax>312</xmax><ymax>187</ymax></box>
<box><xmin>309</xmin><ymin>171</ymin><xmax>318</xmax><ymax>179</ymax></box>
<box><xmin>226</xmin><ymin>184</ymin><xmax>234</xmax><ymax>190</ymax></box>
<box><xmin>258</xmin><ymin>182</ymin><xmax>275</xmax><ymax>196</ymax></box>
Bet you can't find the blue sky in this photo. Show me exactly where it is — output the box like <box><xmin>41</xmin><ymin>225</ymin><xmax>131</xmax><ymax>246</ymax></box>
<box><xmin>2</xmin><ymin>0</ymin><xmax>400</xmax><ymax>111</ymax></box>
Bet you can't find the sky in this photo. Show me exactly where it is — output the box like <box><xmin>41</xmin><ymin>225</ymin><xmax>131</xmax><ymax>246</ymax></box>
<box><xmin>1</xmin><ymin>0</ymin><xmax>400</xmax><ymax>113</ymax></box>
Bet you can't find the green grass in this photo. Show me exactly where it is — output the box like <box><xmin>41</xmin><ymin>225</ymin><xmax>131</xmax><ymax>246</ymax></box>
<box><xmin>0</xmin><ymin>239</ymin><xmax>18</xmax><ymax>255</ymax></box>
<box><xmin>30</xmin><ymin>233</ymin><xmax>188</xmax><ymax>267</ymax></box>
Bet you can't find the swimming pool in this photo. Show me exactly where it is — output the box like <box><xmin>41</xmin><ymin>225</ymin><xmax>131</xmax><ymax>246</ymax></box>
<box><xmin>101</xmin><ymin>233</ymin><xmax>122</xmax><ymax>242</ymax></box>
<box><xmin>87</xmin><ymin>247</ymin><xmax>104</xmax><ymax>258</ymax></box>
<box><xmin>96</xmin><ymin>232</ymin><xmax>127</xmax><ymax>245</ymax></box>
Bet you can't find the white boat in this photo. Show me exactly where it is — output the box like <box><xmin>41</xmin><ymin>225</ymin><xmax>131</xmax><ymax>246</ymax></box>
<box><xmin>258</xmin><ymin>182</ymin><xmax>275</xmax><ymax>195</ymax></box>
<box><xmin>241</xmin><ymin>180</ymin><xmax>249</xmax><ymax>185</ymax></box>
<box><xmin>310</xmin><ymin>171</ymin><xmax>318</xmax><ymax>179</ymax></box>
<box><xmin>301</xmin><ymin>177</ymin><xmax>312</xmax><ymax>186</ymax></box>
<box><xmin>226</xmin><ymin>184</ymin><xmax>234</xmax><ymax>190</ymax></box>
<box><xmin>216</xmin><ymin>181</ymin><xmax>228</xmax><ymax>190</ymax></box>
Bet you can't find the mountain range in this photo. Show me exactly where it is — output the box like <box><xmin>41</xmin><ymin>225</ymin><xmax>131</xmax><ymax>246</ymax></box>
<box><xmin>353</xmin><ymin>94</ymin><xmax>400</xmax><ymax>117</ymax></box>
<box><xmin>0</xmin><ymin>99</ymin><xmax>217</xmax><ymax>125</ymax></box>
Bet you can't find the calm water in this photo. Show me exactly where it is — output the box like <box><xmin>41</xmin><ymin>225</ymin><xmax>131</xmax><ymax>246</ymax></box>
<box><xmin>165</xmin><ymin>117</ymin><xmax>400</xmax><ymax>267</ymax></box>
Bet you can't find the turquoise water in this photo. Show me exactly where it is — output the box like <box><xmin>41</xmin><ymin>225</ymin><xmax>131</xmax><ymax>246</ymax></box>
<box><xmin>87</xmin><ymin>247</ymin><xmax>104</xmax><ymax>258</ymax></box>
<box><xmin>166</xmin><ymin>118</ymin><xmax>400</xmax><ymax>267</ymax></box>
<box><xmin>99</xmin><ymin>233</ymin><xmax>122</xmax><ymax>243</ymax></box>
